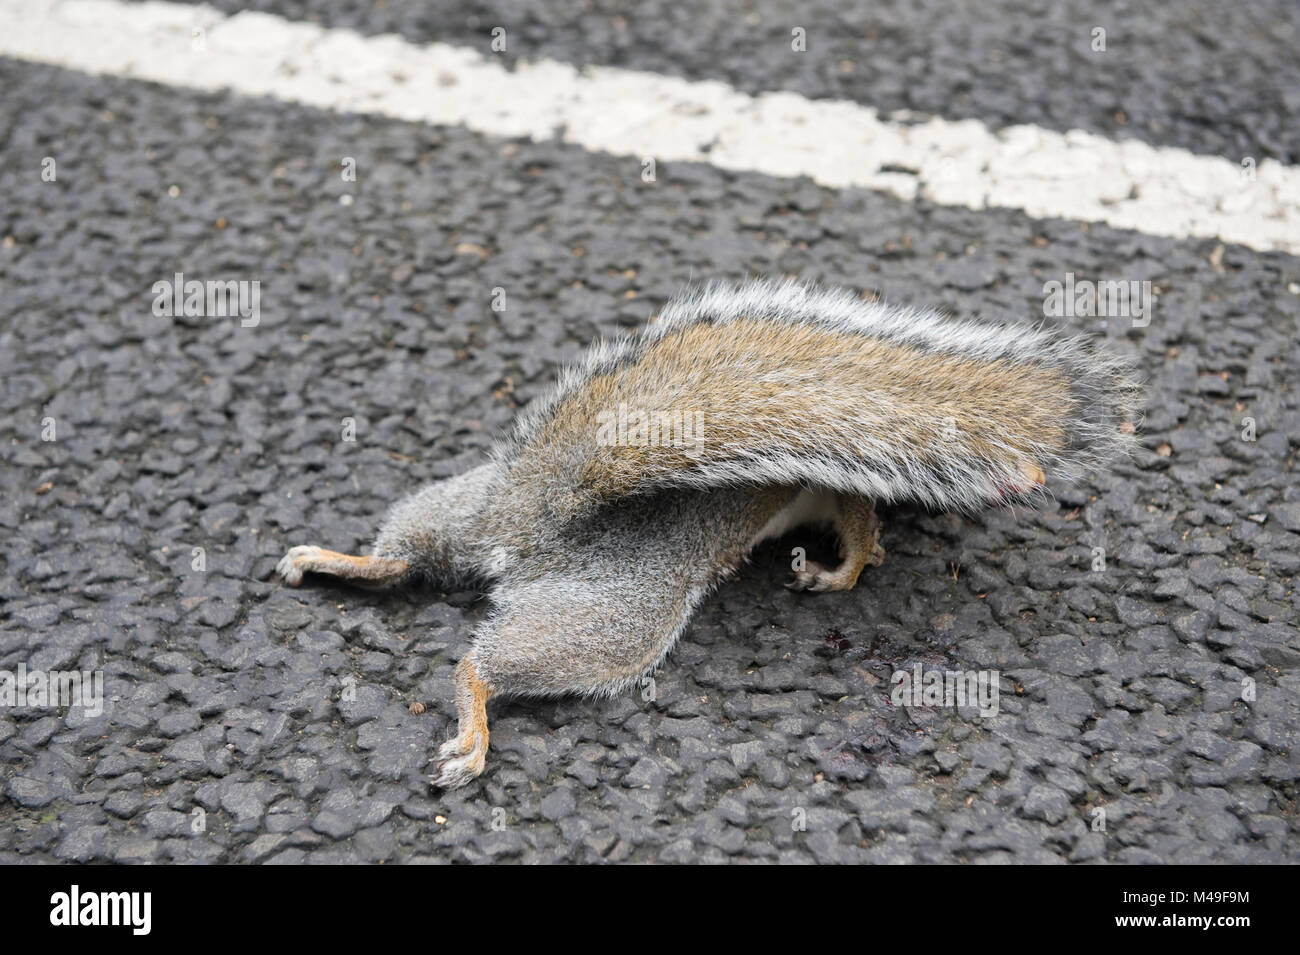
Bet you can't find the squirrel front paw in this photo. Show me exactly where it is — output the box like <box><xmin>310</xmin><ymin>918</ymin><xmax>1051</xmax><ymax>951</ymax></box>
<box><xmin>786</xmin><ymin>559</ymin><xmax>873</xmax><ymax>593</ymax></box>
<box><xmin>787</xmin><ymin>562</ymin><xmax>849</xmax><ymax>592</ymax></box>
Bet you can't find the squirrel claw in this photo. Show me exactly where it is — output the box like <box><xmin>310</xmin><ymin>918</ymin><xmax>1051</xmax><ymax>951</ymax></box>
<box><xmin>429</xmin><ymin>735</ymin><xmax>487</xmax><ymax>790</ymax></box>
<box><xmin>787</xmin><ymin>559</ymin><xmax>867</xmax><ymax>593</ymax></box>
<box><xmin>430</xmin><ymin>751</ymin><xmax>485</xmax><ymax>790</ymax></box>
<box><xmin>786</xmin><ymin>563</ymin><xmax>839</xmax><ymax>593</ymax></box>
<box><xmin>276</xmin><ymin>545</ymin><xmax>322</xmax><ymax>586</ymax></box>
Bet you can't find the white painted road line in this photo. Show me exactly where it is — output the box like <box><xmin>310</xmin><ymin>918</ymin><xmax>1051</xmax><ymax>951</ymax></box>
<box><xmin>3</xmin><ymin>0</ymin><xmax>1298</xmax><ymax>255</ymax></box>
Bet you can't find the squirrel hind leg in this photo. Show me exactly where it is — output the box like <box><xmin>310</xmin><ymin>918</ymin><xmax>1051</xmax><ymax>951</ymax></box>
<box><xmin>427</xmin><ymin>574</ymin><xmax>689</xmax><ymax>789</ymax></box>
<box><xmin>276</xmin><ymin>544</ymin><xmax>410</xmax><ymax>588</ymax></box>
<box><xmin>470</xmin><ymin>561</ymin><xmax>703</xmax><ymax>693</ymax></box>
<box><xmin>429</xmin><ymin>652</ymin><xmax>494</xmax><ymax>790</ymax></box>
<box><xmin>786</xmin><ymin>495</ymin><xmax>885</xmax><ymax>593</ymax></box>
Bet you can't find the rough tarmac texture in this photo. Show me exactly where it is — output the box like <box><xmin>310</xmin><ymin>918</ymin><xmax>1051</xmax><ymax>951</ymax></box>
<box><xmin>1</xmin><ymin>44</ymin><xmax>1298</xmax><ymax>862</ymax></box>
<box><xmin>154</xmin><ymin>0</ymin><xmax>1300</xmax><ymax>163</ymax></box>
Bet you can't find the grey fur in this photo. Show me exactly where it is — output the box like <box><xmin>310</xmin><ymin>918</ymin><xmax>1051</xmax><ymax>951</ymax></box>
<box><xmin>286</xmin><ymin>279</ymin><xmax>1142</xmax><ymax>785</ymax></box>
<box><xmin>373</xmin><ymin>462</ymin><xmax>505</xmax><ymax>583</ymax></box>
<box><xmin>371</xmin><ymin>278</ymin><xmax>1140</xmax><ymax>689</ymax></box>
<box><xmin>373</xmin><ymin>465</ymin><xmax>792</xmax><ymax>697</ymax></box>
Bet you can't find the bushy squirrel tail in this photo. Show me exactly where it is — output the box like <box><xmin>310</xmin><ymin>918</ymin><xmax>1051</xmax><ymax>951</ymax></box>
<box><xmin>886</xmin><ymin>324</ymin><xmax>1144</xmax><ymax>510</ymax></box>
<box><xmin>1007</xmin><ymin>327</ymin><xmax>1143</xmax><ymax>496</ymax></box>
<box><xmin>500</xmin><ymin>280</ymin><xmax>1145</xmax><ymax>515</ymax></box>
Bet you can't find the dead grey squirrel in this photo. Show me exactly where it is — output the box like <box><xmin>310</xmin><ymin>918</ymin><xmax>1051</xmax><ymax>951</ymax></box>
<box><xmin>277</xmin><ymin>279</ymin><xmax>1142</xmax><ymax>788</ymax></box>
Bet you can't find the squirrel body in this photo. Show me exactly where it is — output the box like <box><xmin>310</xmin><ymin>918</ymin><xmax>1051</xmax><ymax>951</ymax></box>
<box><xmin>278</xmin><ymin>279</ymin><xmax>1141</xmax><ymax>788</ymax></box>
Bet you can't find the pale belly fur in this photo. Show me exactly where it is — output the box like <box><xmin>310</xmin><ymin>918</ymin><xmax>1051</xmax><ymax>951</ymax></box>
<box><xmin>749</xmin><ymin>488</ymin><xmax>839</xmax><ymax>548</ymax></box>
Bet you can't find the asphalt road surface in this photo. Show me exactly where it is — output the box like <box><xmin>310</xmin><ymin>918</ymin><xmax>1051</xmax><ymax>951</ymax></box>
<box><xmin>1</xmin><ymin>0</ymin><xmax>1297</xmax><ymax>863</ymax></box>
